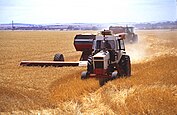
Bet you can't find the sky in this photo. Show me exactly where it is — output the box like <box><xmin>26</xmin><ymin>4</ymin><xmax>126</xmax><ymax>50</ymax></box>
<box><xmin>0</xmin><ymin>0</ymin><xmax>176</xmax><ymax>24</ymax></box>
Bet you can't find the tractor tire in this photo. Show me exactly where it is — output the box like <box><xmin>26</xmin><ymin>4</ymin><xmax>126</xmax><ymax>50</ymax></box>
<box><xmin>119</xmin><ymin>55</ymin><xmax>131</xmax><ymax>77</ymax></box>
<box><xmin>87</xmin><ymin>55</ymin><xmax>93</xmax><ymax>73</ymax></box>
<box><xmin>81</xmin><ymin>71</ymin><xmax>89</xmax><ymax>80</ymax></box>
<box><xmin>111</xmin><ymin>71</ymin><xmax>118</xmax><ymax>79</ymax></box>
<box><xmin>54</xmin><ymin>53</ymin><xmax>64</xmax><ymax>61</ymax></box>
<box><xmin>108</xmin><ymin>64</ymin><xmax>115</xmax><ymax>75</ymax></box>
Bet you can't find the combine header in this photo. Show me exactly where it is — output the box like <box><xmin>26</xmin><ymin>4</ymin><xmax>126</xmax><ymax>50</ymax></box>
<box><xmin>20</xmin><ymin>34</ymin><xmax>95</xmax><ymax>67</ymax></box>
<box><xmin>20</xmin><ymin>30</ymin><xmax>131</xmax><ymax>86</ymax></box>
<box><xmin>20</xmin><ymin>61</ymin><xmax>86</xmax><ymax>67</ymax></box>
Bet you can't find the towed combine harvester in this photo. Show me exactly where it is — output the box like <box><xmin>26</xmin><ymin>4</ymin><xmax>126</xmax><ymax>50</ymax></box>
<box><xmin>20</xmin><ymin>30</ymin><xmax>131</xmax><ymax>86</ymax></box>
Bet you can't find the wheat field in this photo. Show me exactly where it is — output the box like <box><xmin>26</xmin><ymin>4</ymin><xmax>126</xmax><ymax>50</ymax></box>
<box><xmin>0</xmin><ymin>30</ymin><xmax>177</xmax><ymax>114</ymax></box>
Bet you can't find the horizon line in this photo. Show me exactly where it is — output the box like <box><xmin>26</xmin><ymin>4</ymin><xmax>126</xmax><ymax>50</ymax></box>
<box><xmin>1</xmin><ymin>20</ymin><xmax>177</xmax><ymax>25</ymax></box>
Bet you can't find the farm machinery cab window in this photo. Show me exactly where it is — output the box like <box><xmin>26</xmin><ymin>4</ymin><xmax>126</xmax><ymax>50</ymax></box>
<box><xmin>117</xmin><ymin>39</ymin><xmax>125</xmax><ymax>51</ymax></box>
<box><xmin>96</xmin><ymin>40</ymin><xmax>115</xmax><ymax>50</ymax></box>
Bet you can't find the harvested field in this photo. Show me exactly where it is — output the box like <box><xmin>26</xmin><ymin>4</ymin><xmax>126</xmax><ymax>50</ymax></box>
<box><xmin>0</xmin><ymin>30</ymin><xmax>177</xmax><ymax>114</ymax></box>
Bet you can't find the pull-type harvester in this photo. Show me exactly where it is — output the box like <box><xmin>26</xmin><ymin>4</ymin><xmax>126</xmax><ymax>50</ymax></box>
<box><xmin>20</xmin><ymin>30</ymin><xmax>131</xmax><ymax>86</ymax></box>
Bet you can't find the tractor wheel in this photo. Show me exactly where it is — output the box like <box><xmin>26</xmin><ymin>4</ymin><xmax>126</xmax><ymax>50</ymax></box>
<box><xmin>108</xmin><ymin>64</ymin><xmax>115</xmax><ymax>75</ymax></box>
<box><xmin>119</xmin><ymin>55</ymin><xmax>131</xmax><ymax>77</ymax></box>
<box><xmin>54</xmin><ymin>53</ymin><xmax>64</xmax><ymax>61</ymax></box>
<box><xmin>111</xmin><ymin>71</ymin><xmax>118</xmax><ymax>79</ymax></box>
<box><xmin>87</xmin><ymin>55</ymin><xmax>93</xmax><ymax>73</ymax></box>
<box><xmin>81</xmin><ymin>71</ymin><xmax>89</xmax><ymax>80</ymax></box>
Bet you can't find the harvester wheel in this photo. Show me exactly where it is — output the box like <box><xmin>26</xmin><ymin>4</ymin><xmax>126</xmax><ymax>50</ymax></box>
<box><xmin>54</xmin><ymin>53</ymin><xmax>64</xmax><ymax>61</ymax></box>
<box><xmin>81</xmin><ymin>71</ymin><xmax>89</xmax><ymax>80</ymax></box>
<box><xmin>119</xmin><ymin>55</ymin><xmax>131</xmax><ymax>76</ymax></box>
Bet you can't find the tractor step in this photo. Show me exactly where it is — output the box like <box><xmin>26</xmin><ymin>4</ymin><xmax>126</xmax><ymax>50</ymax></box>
<box><xmin>20</xmin><ymin>61</ymin><xmax>87</xmax><ymax>67</ymax></box>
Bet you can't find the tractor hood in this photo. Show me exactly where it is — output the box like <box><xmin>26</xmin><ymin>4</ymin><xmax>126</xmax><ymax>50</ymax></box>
<box><xmin>93</xmin><ymin>51</ymin><xmax>110</xmax><ymax>70</ymax></box>
<box><xmin>93</xmin><ymin>51</ymin><xmax>110</xmax><ymax>60</ymax></box>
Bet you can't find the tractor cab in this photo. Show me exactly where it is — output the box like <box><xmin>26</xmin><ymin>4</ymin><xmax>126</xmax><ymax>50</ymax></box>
<box><xmin>93</xmin><ymin>36</ymin><xmax>116</xmax><ymax>51</ymax></box>
<box><xmin>93</xmin><ymin>30</ymin><xmax>126</xmax><ymax>53</ymax></box>
<box><xmin>93</xmin><ymin>30</ymin><xmax>116</xmax><ymax>50</ymax></box>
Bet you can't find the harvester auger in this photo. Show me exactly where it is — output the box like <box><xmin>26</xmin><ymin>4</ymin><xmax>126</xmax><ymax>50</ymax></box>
<box><xmin>20</xmin><ymin>30</ymin><xmax>131</xmax><ymax>86</ymax></box>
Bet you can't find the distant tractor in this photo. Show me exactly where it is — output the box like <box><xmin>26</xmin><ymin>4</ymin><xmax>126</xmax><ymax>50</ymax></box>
<box><xmin>20</xmin><ymin>30</ymin><xmax>131</xmax><ymax>86</ymax></box>
<box><xmin>109</xmin><ymin>26</ymin><xmax>138</xmax><ymax>43</ymax></box>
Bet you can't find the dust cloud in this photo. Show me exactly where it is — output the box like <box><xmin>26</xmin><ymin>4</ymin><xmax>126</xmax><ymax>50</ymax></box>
<box><xmin>126</xmin><ymin>31</ymin><xmax>177</xmax><ymax>64</ymax></box>
<box><xmin>126</xmin><ymin>36</ymin><xmax>150</xmax><ymax>64</ymax></box>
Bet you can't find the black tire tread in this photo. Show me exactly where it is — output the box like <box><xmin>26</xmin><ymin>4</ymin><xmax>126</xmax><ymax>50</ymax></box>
<box><xmin>119</xmin><ymin>55</ymin><xmax>131</xmax><ymax>76</ymax></box>
<box><xmin>54</xmin><ymin>53</ymin><xmax>64</xmax><ymax>61</ymax></box>
<box><xmin>87</xmin><ymin>55</ymin><xmax>93</xmax><ymax>73</ymax></box>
